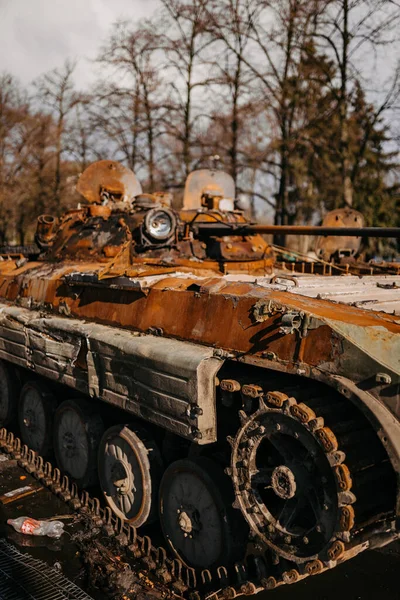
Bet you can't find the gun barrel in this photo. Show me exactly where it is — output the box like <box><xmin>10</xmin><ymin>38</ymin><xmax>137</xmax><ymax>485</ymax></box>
<box><xmin>194</xmin><ymin>224</ymin><xmax>400</xmax><ymax>238</ymax></box>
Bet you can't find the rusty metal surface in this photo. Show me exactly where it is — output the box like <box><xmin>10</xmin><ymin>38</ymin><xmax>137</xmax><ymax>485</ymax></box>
<box><xmin>0</xmin><ymin>261</ymin><xmax>399</xmax><ymax>453</ymax></box>
<box><xmin>0</xmin><ymin>258</ymin><xmax>399</xmax><ymax>374</ymax></box>
<box><xmin>183</xmin><ymin>169</ymin><xmax>235</xmax><ymax>209</ymax></box>
<box><xmin>237</xmin><ymin>273</ymin><xmax>400</xmax><ymax>315</ymax></box>
<box><xmin>0</xmin><ymin>303</ymin><xmax>221</xmax><ymax>444</ymax></box>
<box><xmin>314</xmin><ymin>207</ymin><xmax>364</xmax><ymax>260</ymax></box>
<box><xmin>76</xmin><ymin>160</ymin><xmax>142</xmax><ymax>204</ymax></box>
<box><xmin>0</xmin><ymin>161</ymin><xmax>400</xmax><ymax>597</ymax></box>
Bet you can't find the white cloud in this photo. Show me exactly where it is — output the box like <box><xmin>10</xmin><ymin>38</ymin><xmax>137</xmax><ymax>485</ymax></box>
<box><xmin>0</xmin><ymin>0</ymin><xmax>159</xmax><ymax>87</ymax></box>
<box><xmin>0</xmin><ymin>0</ymin><xmax>396</xmax><ymax>106</ymax></box>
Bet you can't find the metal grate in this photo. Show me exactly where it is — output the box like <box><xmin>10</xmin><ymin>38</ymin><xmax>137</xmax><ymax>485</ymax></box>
<box><xmin>0</xmin><ymin>539</ymin><xmax>93</xmax><ymax>600</ymax></box>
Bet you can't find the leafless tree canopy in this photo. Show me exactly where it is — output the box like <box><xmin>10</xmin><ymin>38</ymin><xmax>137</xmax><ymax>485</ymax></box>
<box><xmin>1</xmin><ymin>0</ymin><xmax>399</xmax><ymax>246</ymax></box>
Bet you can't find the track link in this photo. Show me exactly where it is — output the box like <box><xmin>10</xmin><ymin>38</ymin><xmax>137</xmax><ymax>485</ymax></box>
<box><xmin>224</xmin><ymin>378</ymin><xmax>397</xmax><ymax>578</ymax></box>
<box><xmin>0</xmin><ymin>394</ymin><xmax>398</xmax><ymax>600</ymax></box>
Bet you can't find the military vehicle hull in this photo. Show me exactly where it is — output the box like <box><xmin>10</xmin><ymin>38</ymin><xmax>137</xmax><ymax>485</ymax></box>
<box><xmin>0</xmin><ymin>258</ymin><xmax>399</xmax><ymax>567</ymax></box>
<box><xmin>0</xmin><ymin>161</ymin><xmax>399</xmax><ymax>592</ymax></box>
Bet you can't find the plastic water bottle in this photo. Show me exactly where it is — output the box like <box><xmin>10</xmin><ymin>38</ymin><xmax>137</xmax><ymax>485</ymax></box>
<box><xmin>7</xmin><ymin>517</ymin><xmax>65</xmax><ymax>539</ymax></box>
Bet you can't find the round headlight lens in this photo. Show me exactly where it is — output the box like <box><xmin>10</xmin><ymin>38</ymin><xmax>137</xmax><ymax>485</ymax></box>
<box><xmin>145</xmin><ymin>209</ymin><xmax>176</xmax><ymax>241</ymax></box>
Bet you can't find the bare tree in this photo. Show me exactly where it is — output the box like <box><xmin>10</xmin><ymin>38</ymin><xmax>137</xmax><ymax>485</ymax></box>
<box><xmin>158</xmin><ymin>0</ymin><xmax>217</xmax><ymax>179</ymax></box>
<box><xmin>205</xmin><ymin>0</ymin><xmax>259</xmax><ymax>187</ymax></box>
<box><xmin>222</xmin><ymin>1</ymin><xmax>323</xmax><ymax>225</ymax></box>
<box><xmin>34</xmin><ymin>60</ymin><xmax>79</xmax><ymax>204</ymax></box>
<box><xmin>1</xmin><ymin>1</ymin><xmax>400</xmax><ymax>243</ymax></box>
<box><xmin>91</xmin><ymin>81</ymin><xmax>142</xmax><ymax>171</ymax></box>
<box><xmin>67</xmin><ymin>97</ymin><xmax>98</xmax><ymax>171</ymax></box>
<box><xmin>314</xmin><ymin>0</ymin><xmax>400</xmax><ymax>206</ymax></box>
<box><xmin>351</xmin><ymin>66</ymin><xmax>400</xmax><ymax>188</ymax></box>
<box><xmin>0</xmin><ymin>74</ymin><xmax>34</xmax><ymax>242</ymax></box>
<box><xmin>97</xmin><ymin>22</ymin><xmax>165</xmax><ymax>187</ymax></box>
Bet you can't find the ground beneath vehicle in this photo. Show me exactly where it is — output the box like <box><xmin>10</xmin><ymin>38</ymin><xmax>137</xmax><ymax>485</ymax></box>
<box><xmin>0</xmin><ymin>160</ymin><xmax>399</xmax><ymax>598</ymax></box>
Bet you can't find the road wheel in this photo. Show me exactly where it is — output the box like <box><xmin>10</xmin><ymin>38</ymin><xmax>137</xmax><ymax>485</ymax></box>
<box><xmin>159</xmin><ymin>457</ymin><xmax>245</xmax><ymax>569</ymax></box>
<box><xmin>0</xmin><ymin>361</ymin><xmax>20</xmax><ymax>427</ymax></box>
<box><xmin>98</xmin><ymin>424</ymin><xmax>163</xmax><ymax>526</ymax></box>
<box><xmin>19</xmin><ymin>381</ymin><xmax>56</xmax><ymax>456</ymax></box>
<box><xmin>54</xmin><ymin>399</ymin><xmax>104</xmax><ymax>487</ymax></box>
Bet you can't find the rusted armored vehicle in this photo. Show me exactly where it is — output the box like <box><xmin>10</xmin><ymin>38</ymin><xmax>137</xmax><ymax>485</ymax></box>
<box><xmin>0</xmin><ymin>160</ymin><xmax>399</xmax><ymax>593</ymax></box>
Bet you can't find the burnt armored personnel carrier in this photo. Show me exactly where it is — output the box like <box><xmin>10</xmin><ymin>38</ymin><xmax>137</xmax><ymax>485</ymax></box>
<box><xmin>0</xmin><ymin>160</ymin><xmax>399</xmax><ymax>591</ymax></box>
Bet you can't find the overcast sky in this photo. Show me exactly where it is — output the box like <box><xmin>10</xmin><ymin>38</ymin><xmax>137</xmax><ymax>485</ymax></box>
<box><xmin>0</xmin><ymin>0</ymin><xmax>397</xmax><ymax>108</ymax></box>
<box><xmin>0</xmin><ymin>0</ymin><xmax>158</xmax><ymax>88</ymax></box>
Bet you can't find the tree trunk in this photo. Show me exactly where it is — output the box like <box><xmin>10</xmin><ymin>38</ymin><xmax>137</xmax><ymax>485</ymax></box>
<box><xmin>143</xmin><ymin>81</ymin><xmax>155</xmax><ymax>189</ymax></box>
<box><xmin>339</xmin><ymin>0</ymin><xmax>353</xmax><ymax>207</ymax></box>
<box><xmin>183</xmin><ymin>75</ymin><xmax>192</xmax><ymax>179</ymax></box>
<box><xmin>130</xmin><ymin>79</ymin><xmax>140</xmax><ymax>173</ymax></box>
<box><xmin>54</xmin><ymin>113</ymin><xmax>63</xmax><ymax>205</ymax></box>
<box><xmin>230</xmin><ymin>55</ymin><xmax>241</xmax><ymax>186</ymax></box>
<box><xmin>183</xmin><ymin>32</ymin><xmax>195</xmax><ymax>179</ymax></box>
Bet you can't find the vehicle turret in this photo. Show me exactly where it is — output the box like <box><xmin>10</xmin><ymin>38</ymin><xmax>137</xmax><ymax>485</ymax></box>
<box><xmin>30</xmin><ymin>161</ymin><xmax>400</xmax><ymax>275</ymax></box>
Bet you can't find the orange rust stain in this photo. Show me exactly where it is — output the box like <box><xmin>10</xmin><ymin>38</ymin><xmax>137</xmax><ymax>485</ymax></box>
<box><xmin>0</xmin><ymin>261</ymin><xmax>398</xmax><ymax>365</ymax></box>
<box><xmin>302</xmin><ymin>326</ymin><xmax>336</xmax><ymax>365</ymax></box>
<box><xmin>264</xmin><ymin>290</ymin><xmax>400</xmax><ymax>332</ymax></box>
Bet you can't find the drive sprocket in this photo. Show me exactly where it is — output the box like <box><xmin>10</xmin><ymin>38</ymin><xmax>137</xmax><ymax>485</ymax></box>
<box><xmin>227</xmin><ymin>383</ymin><xmax>395</xmax><ymax>567</ymax></box>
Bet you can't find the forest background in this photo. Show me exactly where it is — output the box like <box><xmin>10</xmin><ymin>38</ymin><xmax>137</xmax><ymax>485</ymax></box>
<box><xmin>1</xmin><ymin>0</ymin><xmax>400</xmax><ymax>251</ymax></box>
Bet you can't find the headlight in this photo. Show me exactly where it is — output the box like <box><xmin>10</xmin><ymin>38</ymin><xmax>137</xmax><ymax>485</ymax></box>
<box><xmin>144</xmin><ymin>208</ymin><xmax>176</xmax><ymax>242</ymax></box>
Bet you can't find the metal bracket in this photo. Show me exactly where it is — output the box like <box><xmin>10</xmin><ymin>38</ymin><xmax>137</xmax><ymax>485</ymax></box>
<box><xmin>279</xmin><ymin>312</ymin><xmax>303</xmax><ymax>335</ymax></box>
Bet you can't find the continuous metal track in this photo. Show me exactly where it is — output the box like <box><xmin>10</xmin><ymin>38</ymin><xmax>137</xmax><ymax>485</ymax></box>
<box><xmin>0</xmin><ymin>418</ymin><xmax>398</xmax><ymax>600</ymax></box>
<box><xmin>0</xmin><ymin>539</ymin><xmax>93</xmax><ymax>600</ymax></box>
